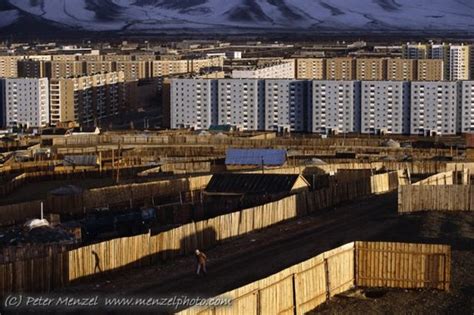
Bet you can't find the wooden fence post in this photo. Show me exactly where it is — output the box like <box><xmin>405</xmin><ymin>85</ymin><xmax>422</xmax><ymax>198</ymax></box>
<box><xmin>256</xmin><ymin>289</ymin><xmax>261</xmax><ymax>315</ymax></box>
<box><xmin>354</xmin><ymin>243</ymin><xmax>358</xmax><ymax>287</ymax></box>
<box><xmin>324</xmin><ymin>258</ymin><xmax>330</xmax><ymax>303</ymax></box>
<box><xmin>292</xmin><ymin>274</ymin><xmax>297</xmax><ymax>315</ymax></box>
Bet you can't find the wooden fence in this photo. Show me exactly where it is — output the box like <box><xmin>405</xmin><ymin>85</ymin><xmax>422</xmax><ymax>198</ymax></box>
<box><xmin>398</xmin><ymin>185</ymin><xmax>474</xmax><ymax>213</ymax></box>
<box><xmin>413</xmin><ymin>170</ymin><xmax>469</xmax><ymax>186</ymax></box>
<box><xmin>243</xmin><ymin>161</ymin><xmax>449</xmax><ymax>177</ymax></box>
<box><xmin>370</xmin><ymin>171</ymin><xmax>403</xmax><ymax>194</ymax></box>
<box><xmin>177</xmin><ymin>241</ymin><xmax>450</xmax><ymax>315</ymax></box>
<box><xmin>138</xmin><ymin>161</ymin><xmax>211</xmax><ymax>176</ymax></box>
<box><xmin>52</xmin><ymin>134</ymin><xmax>384</xmax><ymax>148</ymax></box>
<box><xmin>0</xmin><ymin>177</ymin><xmax>372</xmax><ymax>296</ymax></box>
<box><xmin>0</xmin><ymin>166</ymin><xmax>151</xmax><ymax>197</ymax></box>
<box><xmin>0</xmin><ymin>175</ymin><xmax>212</xmax><ymax>226</ymax></box>
<box><xmin>355</xmin><ymin>242</ymin><xmax>450</xmax><ymax>290</ymax></box>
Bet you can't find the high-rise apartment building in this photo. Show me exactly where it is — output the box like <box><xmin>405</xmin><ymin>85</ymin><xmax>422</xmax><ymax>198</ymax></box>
<box><xmin>51</xmin><ymin>55</ymin><xmax>78</xmax><ymax>61</ymax></box>
<box><xmin>417</xmin><ymin>59</ymin><xmax>444</xmax><ymax>81</ymax></box>
<box><xmin>361</xmin><ymin>81</ymin><xmax>410</xmax><ymax>134</ymax></box>
<box><xmin>190</xmin><ymin>57</ymin><xmax>224</xmax><ymax>73</ymax></box>
<box><xmin>0</xmin><ymin>78</ymin><xmax>50</xmax><ymax>128</ymax></box>
<box><xmin>49</xmin><ymin>72</ymin><xmax>126</xmax><ymax>126</ymax></box>
<box><xmin>471</xmin><ymin>46</ymin><xmax>474</xmax><ymax>80</ymax></box>
<box><xmin>104</xmin><ymin>55</ymin><xmax>132</xmax><ymax>62</ymax></box>
<box><xmin>0</xmin><ymin>56</ymin><xmax>24</xmax><ymax>78</ymax></box>
<box><xmin>78</xmin><ymin>55</ymin><xmax>104</xmax><ymax>62</ymax></box>
<box><xmin>386</xmin><ymin>59</ymin><xmax>416</xmax><ymax>81</ymax></box>
<box><xmin>132</xmin><ymin>54</ymin><xmax>156</xmax><ymax>62</ymax></box>
<box><xmin>231</xmin><ymin>61</ymin><xmax>295</xmax><ymax>79</ymax></box>
<box><xmin>356</xmin><ymin>59</ymin><xmax>387</xmax><ymax>81</ymax></box>
<box><xmin>47</xmin><ymin>60</ymin><xmax>85</xmax><ymax>79</ymax></box>
<box><xmin>311</xmin><ymin>81</ymin><xmax>361</xmax><ymax>133</ymax></box>
<box><xmin>17</xmin><ymin>59</ymin><xmax>47</xmax><ymax>78</ymax></box>
<box><xmin>431</xmin><ymin>44</ymin><xmax>450</xmax><ymax>79</ymax></box>
<box><xmin>151</xmin><ymin>58</ymin><xmax>224</xmax><ymax>77</ymax></box>
<box><xmin>295</xmin><ymin>59</ymin><xmax>325</xmax><ymax>80</ymax></box>
<box><xmin>85</xmin><ymin>61</ymin><xmax>114</xmax><ymax>75</ymax></box>
<box><xmin>264</xmin><ymin>80</ymin><xmax>309</xmax><ymax>132</ymax></box>
<box><xmin>402</xmin><ymin>43</ymin><xmax>430</xmax><ymax>59</ymax></box>
<box><xmin>449</xmin><ymin>45</ymin><xmax>470</xmax><ymax>81</ymax></box>
<box><xmin>169</xmin><ymin>78</ymin><xmax>474</xmax><ymax>135</ymax></box>
<box><xmin>152</xmin><ymin>60</ymin><xmax>189</xmax><ymax>77</ymax></box>
<box><xmin>28</xmin><ymin>55</ymin><xmax>53</xmax><ymax>62</ymax></box>
<box><xmin>217</xmin><ymin>79</ymin><xmax>264</xmax><ymax>130</ymax></box>
<box><xmin>410</xmin><ymin>82</ymin><xmax>459</xmax><ymax>135</ymax></box>
<box><xmin>115</xmin><ymin>61</ymin><xmax>148</xmax><ymax>81</ymax></box>
<box><xmin>461</xmin><ymin>81</ymin><xmax>474</xmax><ymax>133</ymax></box>
<box><xmin>170</xmin><ymin>79</ymin><xmax>218</xmax><ymax>129</ymax></box>
<box><xmin>325</xmin><ymin>58</ymin><xmax>356</xmax><ymax>80</ymax></box>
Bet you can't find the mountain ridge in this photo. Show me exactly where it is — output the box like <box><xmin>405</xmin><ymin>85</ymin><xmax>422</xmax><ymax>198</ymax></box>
<box><xmin>0</xmin><ymin>0</ymin><xmax>473</xmax><ymax>33</ymax></box>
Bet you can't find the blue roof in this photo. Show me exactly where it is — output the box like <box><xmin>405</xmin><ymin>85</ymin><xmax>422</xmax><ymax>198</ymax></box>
<box><xmin>225</xmin><ymin>149</ymin><xmax>287</xmax><ymax>166</ymax></box>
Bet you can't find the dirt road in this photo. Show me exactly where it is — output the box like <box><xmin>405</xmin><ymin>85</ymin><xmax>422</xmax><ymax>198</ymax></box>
<box><xmin>58</xmin><ymin>192</ymin><xmax>474</xmax><ymax>314</ymax></box>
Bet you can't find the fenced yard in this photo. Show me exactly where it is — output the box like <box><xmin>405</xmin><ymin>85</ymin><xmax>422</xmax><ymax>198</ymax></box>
<box><xmin>177</xmin><ymin>241</ymin><xmax>451</xmax><ymax>315</ymax></box>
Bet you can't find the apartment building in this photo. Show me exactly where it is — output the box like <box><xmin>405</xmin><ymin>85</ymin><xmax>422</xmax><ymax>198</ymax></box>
<box><xmin>170</xmin><ymin>79</ymin><xmax>218</xmax><ymax>129</ymax></box>
<box><xmin>85</xmin><ymin>61</ymin><xmax>114</xmax><ymax>75</ymax></box>
<box><xmin>217</xmin><ymin>79</ymin><xmax>264</xmax><ymax>130</ymax></box>
<box><xmin>361</xmin><ymin>81</ymin><xmax>410</xmax><ymax>134</ymax></box>
<box><xmin>461</xmin><ymin>81</ymin><xmax>474</xmax><ymax>133</ymax></box>
<box><xmin>51</xmin><ymin>55</ymin><xmax>78</xmax><ymax>61</ymax></box>
<box><xmin>356</xmin><ymin>59</ymin><xmax>387</xmax><ymax>81</ymax></box>
<box><xmin>0</xmin><ymin>56</ymin><xmax>24</xmax><ymax>78</ymax></box>
<box><xmin>417</xmin><ymin>59</ymin><xmax>444</xmax><ymax>81</ymax></box>
<box><xmin>264</xmin><ymin>80</ymin><xmax>308</xmax><ymax>132</ymax></box>
<box><xmin>104</xmin><ymin>55</ymin><xmax>132</xmax><ymax>62</ymax></box>
<box><xmin>449</xmin><ymin>45</ymin><xmax>470</xmax><ymax>81</ymax></box>
<box><xmin>410</xmin><ymin>82</ymin><xmax>459</xmax><ymax>135</ymax></box>
<box><xmin>295</xmin><ymin>59</ymin><xmax>325</xmax><ymax>80</ymax></box>
<box><xmin>325</xmin><ymin>58</ymin><xmax>355</xmax><ymax>80</ymax></box>
<box><xmin>151</xmin><ymin>58</ymin><xmax>224</xmax><ymax>77</ymax></box>
<box><xmin>78</xmin><ymin>55</ymin><xmax>104</xmax><ymax>62</ymax></box>
<box><xmin>231</xmin><ymin>60</ymin><xmax>295</xmax><ymax>79</ymax></box>
<box><xmin>471</xmin><ymin>46</ymin><xmax>474</xmax><ymax>80</ymax></box>
<box><xmin>311</xmin><ymin>81</ymin><xmax>361</xmax><ymax>134</ymax></box>
<box><xmin>402</xmin><ymin>43</ymin><xmax>430</xmax><ymax>59</ymax></box>
<box><xmin>431</xmin><ymin>44</ymin><xmax>450</xmax><ymax>79</ymax></box>
<box><xmin>133</xmin><ymin>54</ymin><xmax>156</xmax><ymax>62</ymax></box>
<box><xmin>386</xmin><ymin>59</ymin><xmax>416</xmax><ymax>81</ymax></box>
<box><xmin>49</xmin><ymin>72</ymin><xmax>126</xmax><ymax>126</ymax></box>
<box><xmin>47</xmin><ymin>60</ymin><xmax>85</xmax><ymax>79</ymax></box>
<box><xmin>115</xmin><ymin>61</ymin><xmax>147</xmax><ymax>81</ymax></box>
<box><xmin>170</xmin><ymin>78</ymin><xmax>474</xmax><ymax>135</ymax></box>
<box><xmin>28</xmin><ymin>55</ymin><xmax>53</xmax><ymax>62</ymax></box>
<box><xmin>17</xmin><ymin>59</ymin><xmax>47</xmax><ymax>78</ymax></box>
<box><xmin>190</xmin><ymin>57</ymin><xmax>224</xmax><ymax>73</ymax></box>
<box><xmin>0</xmin><ymin>78</ymin><xmax>49</xmax><ymax>128</ymax></box>
<box><xmin>152</xmin><ymin>60</ymin><xmax>189</xmax><ymax>77</ymax></box>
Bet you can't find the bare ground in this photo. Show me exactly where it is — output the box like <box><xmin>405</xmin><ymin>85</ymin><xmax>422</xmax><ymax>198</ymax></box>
<box><xmin>54</xmin><ymin>192</ymin><xmax>474</xmax><ymax>314</ymax></box>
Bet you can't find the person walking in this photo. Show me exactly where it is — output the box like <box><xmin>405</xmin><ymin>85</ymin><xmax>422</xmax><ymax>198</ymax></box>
<box><xmin>195</xmin><ymin>249</ymin><xmax>207</xmax><ymax>276</ymax></box>
<box><xmin>92</xmin><ymin>250</ymin><xmax>102</xmax><ymax>273</ymax></box>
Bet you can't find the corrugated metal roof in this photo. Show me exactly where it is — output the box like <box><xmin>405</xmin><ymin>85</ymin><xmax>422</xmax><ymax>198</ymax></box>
<box><xmin>225</xmin><ymin>148</ymin><xmax>286</xmax><ymax>166</ymax></box>
<box><xmin>205</xmin><ymin>174</ymin><xmax>303</xmax><ymax>195</ymax></box>
<box><xmin>63</xmin><ymin>155</ymin><xmax>98</xmax><ymax>166</ymax></box>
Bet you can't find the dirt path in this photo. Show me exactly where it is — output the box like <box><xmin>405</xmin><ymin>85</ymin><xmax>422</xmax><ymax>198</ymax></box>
<box><xmin>57</xmin><ymin>192</ymin><xmax>474</xmax><ymax>314</ymax></box>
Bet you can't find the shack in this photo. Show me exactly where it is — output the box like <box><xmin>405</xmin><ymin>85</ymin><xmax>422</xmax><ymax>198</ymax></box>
<box><xmin>204</xmin><ymin>173</ymin><xmax>309</xmax><ymax>207</ymax></box>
